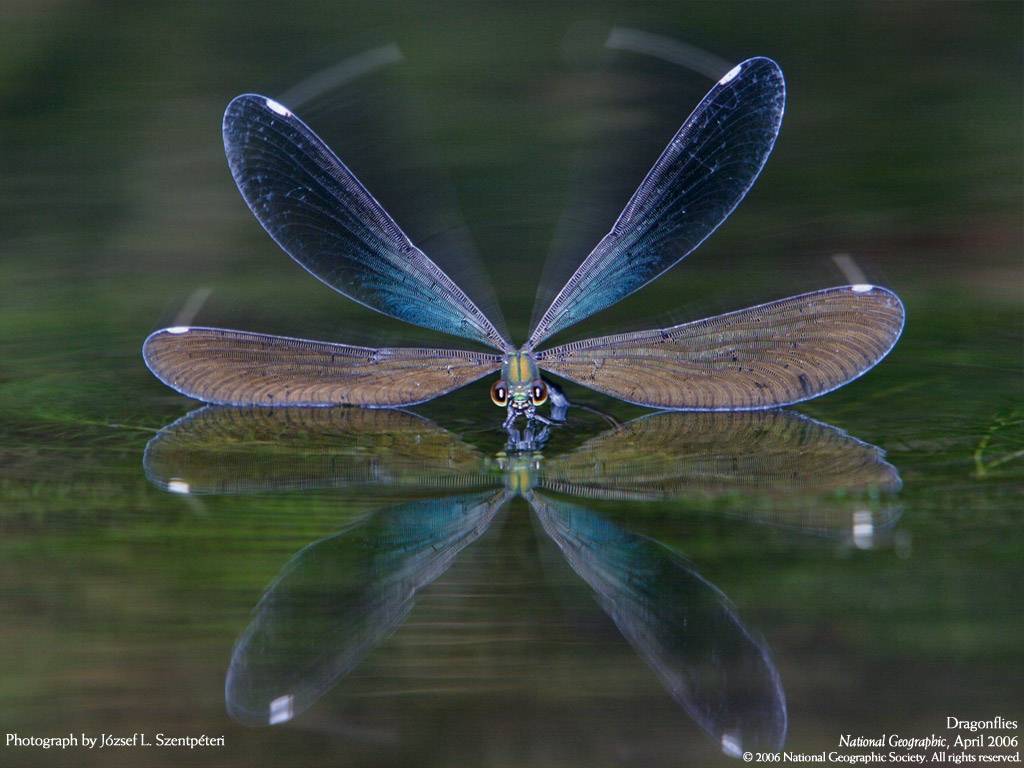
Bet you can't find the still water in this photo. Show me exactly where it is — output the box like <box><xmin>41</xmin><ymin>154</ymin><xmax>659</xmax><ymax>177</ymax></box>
<box><xmin>1</xmin><ymin>2</ymin><xmax>1021</xmax><ymax>767</ymax></box>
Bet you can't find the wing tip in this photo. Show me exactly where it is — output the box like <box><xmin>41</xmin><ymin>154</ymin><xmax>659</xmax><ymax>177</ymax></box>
<box><xmin>720</xmin><ymin>56</ymin><xmax>785</xmax><ymax>94</ymax></box>
<box><xmin>143</xmin><ymin>326</ymin><xmax>241</xmax><ymax>406</ymax></box>
<box><xmin>748</xmin><ymin>284</ymin><xmax>906</xmax><ymax>408</ymax></box>
<box><xmin>223</xmin><ymin>91</ymin><xmax>277</xmax><ymax>120</ymax></box>
<box><xmin>738</xmin><ymin>55</ymin><xmax>783</xmax><ymax>72</ymax></box>
<box><xmin>142</xmin><ymin>326</ymin><xmax>202</xmax><ymax>402</ymax></box>
<box><xmin>845</xmin><ymin>282</ymin><xmax>907</xmax><ymax>350</ymax></box>
<box><xmin>762</xmin><ymin>284</ymin><xmax>906</xmax><ymax>408</ymax></box>
<box><xmin>222</xmin><ymin>93</ymin><xmax>297</xmax><ymax>157</ymax></box>
<box><xmin>726</xmin><ymin>57</ymin><xmax>786</xmax><ymax>126</ymax></box>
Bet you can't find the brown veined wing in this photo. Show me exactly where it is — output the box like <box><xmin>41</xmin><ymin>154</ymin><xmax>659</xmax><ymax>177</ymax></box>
<box><xmin>535</xmin><ymin>285</ymin><xmax>904</xmax><ymax>410</ymax></box>
<box><xmin>143</xmin><ymin>326</ymin><xmax>501</xmax><ymax>407</ymax></box>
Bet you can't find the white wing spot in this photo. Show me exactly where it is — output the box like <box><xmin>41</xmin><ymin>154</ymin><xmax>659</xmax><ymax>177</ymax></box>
<box><xmin>269</xmin><ymin>694</ymin><xmax>294</xmax><ymax>725</ymax></box>
<box><xmin>718</xmin><ymin>64</ymin><xmax>742</xmax><ymax>85</ymax></box>
<box><xmin>853</xmin><ymin>510</ymin><xmax>875</xmax><ymax>549</ymax></box>
<box><xmin>167</xmin><ymin>479</ymin><xmax>191</xmax><ymax>494</ymax></box>
<box><xmin>851</xmin><ymin>283</ymin><xmax>874</xmax><ymax>293</ymax></box>
<box><xmin>166</xmin><ymin>326</ymin><xmax>190</xmax><ymax>334</ymax></box>
<box><xmin>720</xmin><ymin>732</ymin><xmax>743</xmax><ymax>757</ymax></box>
<box><xmin>265</xmin><ymin>98</ymin><xmax>291</xmax><ymax>116</ymax></box>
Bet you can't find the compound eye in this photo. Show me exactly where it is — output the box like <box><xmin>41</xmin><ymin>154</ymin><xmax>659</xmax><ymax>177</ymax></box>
<box><xmin>530</xmin><ymin>380</ymin><xmax>548</xmax><ymax>406</ymax></box>
<box><xmin>490</xmin><ymin>381</ymin><xmax>509</xmax><ymax>407</ymax></box>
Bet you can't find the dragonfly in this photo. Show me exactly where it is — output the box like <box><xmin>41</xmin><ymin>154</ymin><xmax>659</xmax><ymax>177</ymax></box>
<box><xmin>142</xmin><ymin>57</ymin><xmax>905</xmax><ymax>429</ymax></box>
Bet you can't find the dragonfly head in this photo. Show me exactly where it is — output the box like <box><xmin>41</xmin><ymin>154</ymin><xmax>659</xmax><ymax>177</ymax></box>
<box><xmin>491</xmin><ymin>378</ymin><xmax>548</xmax><ymax>415</ymax></box>
<box><xmin>495</xmin><ymin>352</ymin><xmax>548</xmax><ymax>421</ymax></box>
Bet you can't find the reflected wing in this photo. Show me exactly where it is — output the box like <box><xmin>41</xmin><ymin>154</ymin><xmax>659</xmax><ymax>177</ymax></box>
<box><xmin>542</xmin><ymin>409</ymin><xmax>901</xmax><ymax>498</ymax></box>
<box><xmin>226</xmin><ymin>490</ymin><xmax>509</xmax><ymax>726</ymax></box>
<box><xmin>144</xmin><ymin>406</ymin><xmax>490</xmax><ymax>495</ymax></box>
<box><xmin>223</xmin><ymin>94</ymin><xmax>510</xmax><ymax>351</ymax></box>
<box><xmin>530</xmin><ymin>493</ymin><xmax>786</xmax><ymax>753</ymax></box>
<box><xmin>536</xmin><ymin>285</ymin><xmax>904</xmax><ymax>410</ymax></box>
<box><xmin>143</xmin><ymin>327</ymin><xmax>501</xmax><ymax>407</ymax></box>
<box><xmin>539</xmin><ymin>409</ymin><xmax>902</xmax><ymax>538</ymax></box>
<box><xmin>527</xmin><ymin>57</ymin><xmax>785</xmax><ymax>348</ymax></box>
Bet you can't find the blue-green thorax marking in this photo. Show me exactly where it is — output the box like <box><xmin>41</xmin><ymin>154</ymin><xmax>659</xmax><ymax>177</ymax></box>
<box><xmin>502</xmin><ymin>350</ymin><xmax>540</xmax><ymax>407</ymax></box>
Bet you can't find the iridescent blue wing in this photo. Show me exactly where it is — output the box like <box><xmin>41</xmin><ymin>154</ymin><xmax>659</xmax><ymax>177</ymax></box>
<box><xmin>143</xmin><ymin>326</ymin><xmax>501</xmax><ymax>407</ymax></box>
<box><xmin>529</xmin><ymin>493</ymin><xmax>787</xmax><ymax>753</ymax></box>
<box><xmin>223</xmin><ymin>94</ymin><xmax>511</xmax><ymax>351</ymax></box>
<box><xmin>527</xmin><ymin>57</ymin><xmax>785</xmax><ymax>349</ymax></box>
<box><xmin>536</xmin><ymin>285</ymin><xmax>904</xmax><ymax>409</ymax></box>
<box><xmin>226</xmin><ymin>490</ymin><xmax>509</xmax><ymax>726</ymax></box>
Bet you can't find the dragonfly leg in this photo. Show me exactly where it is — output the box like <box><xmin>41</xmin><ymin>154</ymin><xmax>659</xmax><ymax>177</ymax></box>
<box><xmin>502</xmin><ymin>408</ymin><xmax>517</xmax><ymax>430</ymax></box>
<box><xmin>544</xmin><ymin>379</ymin><xmax>570</xmax><ymax>423</ymax></box>
<box><xmin>546</xmin><ymin>380</ymin><xmax>569</xmax><ymax>406</ymax></box>
<box><xmin>542</xmin><ymin>380</ymin><xmax>619</xmax><ymax>428</ymax></box>
<box><xmin>503</xmin><ymin>422</ymin><xmax>551</xmax><ymax>453</ymax></box>
<box><xmin>530</xmin><ymin>424</ymin><xmax>551</xmax><ymax>449</ymax></box>
<box><xmin>530</xmin><ymin>412</ymin><xmax>553</xmax><ymax>426</ymax></box>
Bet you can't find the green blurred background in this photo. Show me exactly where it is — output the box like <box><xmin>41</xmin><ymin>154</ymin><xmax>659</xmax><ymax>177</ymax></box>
<box><xmin>0</xmin><ymin>1</ymin><xmax>1021</xmax><ymax>766</ymax></box>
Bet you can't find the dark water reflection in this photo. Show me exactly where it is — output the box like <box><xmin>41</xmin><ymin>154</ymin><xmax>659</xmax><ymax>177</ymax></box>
<box><xmin>145</xmin><ymin>408</ymin><xmax>900</xmax><ymax>755</ymax></box>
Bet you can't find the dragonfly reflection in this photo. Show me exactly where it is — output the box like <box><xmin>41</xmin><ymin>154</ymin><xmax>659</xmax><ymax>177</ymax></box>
<box><xmin>145</xmin><ymin>408</ymin><xmax>900</xmax><ymax>754</ymax></box>
<box><xmin>142</xmin><ymin>57</ymin><xmax>904</xmax><ymax>429</ymax></box>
